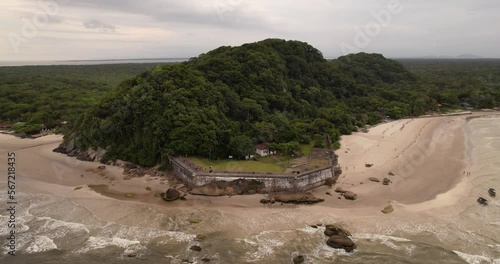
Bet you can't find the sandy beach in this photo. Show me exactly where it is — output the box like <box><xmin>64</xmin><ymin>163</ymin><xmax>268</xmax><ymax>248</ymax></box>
<box><xmin>1</xmin><ymin>112</ymin><xmax>499</xmax><ymax>263</ymax></box>
<box><xmin>0</xmin><ymin>114</ymin><xmax>491</xmax><ymax>223</ymax></box>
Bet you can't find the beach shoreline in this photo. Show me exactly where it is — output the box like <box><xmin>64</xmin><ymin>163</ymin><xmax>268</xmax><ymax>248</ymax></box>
<box><xmin>1</xmin><ymin>112</ymin><xmax>499</xmax><ymax>232</ymax></box>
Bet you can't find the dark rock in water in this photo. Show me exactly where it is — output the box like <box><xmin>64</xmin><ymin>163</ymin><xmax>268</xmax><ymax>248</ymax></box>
<box><xmin>343</xmin><ymin>191</ymin><xmax>358</xmax><ymax>200</ymax></box>
<box><xmin>324</xmin><ymin>224</ymin><xmax>352</xmax><ymax>237</ymax></box>
<box><xmin>195</xmin><ymin>234</ymin><xmax>206</xmax><ymax>241</ymax></box>
<box><xmin>326</xmin><ymin>235</ymin><xmax>357</xmax><ymax>252</ymax></box>
<box><xmin>369</xmin><ymin>177</ymin><xmax>380</xmax><ymax>182</ymax></box>
<box><xmin>127</xmin><ymin>253</ymin><xmax>137</xmax><ymax>258</ymax></box>
<box><xmin>310</xmin><ymin>225</ymin><xmax>318</xmax><ymax>229</ymax></box>
<box><xmin>189</xmin><ymin>245</ymin><xmax>202</xmax><ymax>252</ymax></box>
<box><xmin>162</xmin><ymin>188</ymin><xmax>181</xmax><ymax>201</ymax></box>
<box><xmin>182</xmin><ymin>259</ymin><xmax>194</xmax><ymax>263</ymax></box>
<box><xmin>293</xmin><ymin>255</ymin><xmax>305</xmax><ymax>264</ymax></box>
<box><xmin>201</xmin><ymin>257</ymin><xmax>212</xmax><ymax>262</ymax></box>
<box><xmin>325</xmin><ymin>178</ymin><xmax>336</xmax><ymax>187</ymax></box>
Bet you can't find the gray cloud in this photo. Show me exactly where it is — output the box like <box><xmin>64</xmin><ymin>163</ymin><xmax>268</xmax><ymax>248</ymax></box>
<box><xmin>3</xmin><ymin>0</ymin><xmax>500</xmax><ymax>60</ymax></box>
<box><xmin>83</xmin><ymin>19</ymin><xmax>116</xmax><ymax>32</ymax></box>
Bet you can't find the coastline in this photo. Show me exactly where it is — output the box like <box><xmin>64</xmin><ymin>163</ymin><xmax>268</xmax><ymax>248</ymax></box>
<box><xmin>0</xmin><ymin>113</ymin><xmax>496</xmax><ymax>215</ymax></box>
<box><xmin>1</xmin><ymin>112</ymin><xmax>500</xmax><ymax>263</ymax></box>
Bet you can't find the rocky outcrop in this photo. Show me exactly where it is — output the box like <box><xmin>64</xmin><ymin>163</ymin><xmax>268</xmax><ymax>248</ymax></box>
<box><xmin>260</xmin><ymin>193</ymin><xmax>324</xmax><ymax>205</ymax></box>
<box><xmin>324</xmin><ymin>178</ymin><xmax>336</xmax><ymax>187</ymax></box>
<box><xmin>162</xmin><ymin>188</ymin><xmax>181</xmax><ymax>201</ymax></box>
<box><xmin>324</xmin><ymin>224</ymin><xmax>352</xmax><ymax>237</ymax></box>
<box><xmin>343</xmin><ymin>191</ymin><xmax>358</xmax><ymax>200</ymax></box>
<box><xmin>326</xmin><ymin>236</ymin><xmax>357</xmax><ymax>252</ymax></box>
<box><xmin>189</xmin><ymin>179</ymin><xmax>266</xmax><ymax>196</ymax></box>
<box><xmin>53</xmin><ymin>135</ymin><xmax>108</xmax><ymax>163</ymax></box>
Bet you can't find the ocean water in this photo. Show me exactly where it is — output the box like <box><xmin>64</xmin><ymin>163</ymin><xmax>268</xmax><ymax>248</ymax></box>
<box><xmin>1</xmin><ymin>116</ymin><xmax>499</xmax><ymax>263</ymax></box>
<box><xmin>0</xmin><ymin>58</ymin><xmax>188</xmax><ymax>67</ymax></box>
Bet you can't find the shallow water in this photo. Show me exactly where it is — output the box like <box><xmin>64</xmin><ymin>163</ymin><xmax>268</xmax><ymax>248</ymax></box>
<box><xmin>1</xmin><ymin>117</ymin><xmax>500</xmax><ymax>263</ymax></box>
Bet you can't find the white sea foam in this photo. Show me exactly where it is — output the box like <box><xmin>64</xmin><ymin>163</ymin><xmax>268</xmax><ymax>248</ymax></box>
<box><xmin>75</xmin><ymin>236</ymin><xmax>146</xmax><ymax>254</ymax></box>
<box><xmin>114</xmin><ymin>226</ymin><xmax>194</xmax><ymax>243</ymax></box>
<box><xmin>453</xmin><ymin>250</ymin><xmax>496</xmax><ymax>264</ymax></box>
<box><xmin>36</xmin><ymin>216</ymin><xmax>89</xmax><ymax>239</ymax></box>
<box><xmin>241</xmin><ymin>230</ymin><xmax>290</xmax><ymax>262</ymax></box>
<box><xmin>353</xmin><ymin>233</ymin><xmax>415</xmax><ymax>255</ymax></box>
<box><xmin>25</xmin><ymin>236</ymin><xmax>58</xmax><ymax>253</ymax></box>
<box><xmin>353</xmin><ymin>233</ymin><xmax>411</xmax><ymax>243</ymax></box>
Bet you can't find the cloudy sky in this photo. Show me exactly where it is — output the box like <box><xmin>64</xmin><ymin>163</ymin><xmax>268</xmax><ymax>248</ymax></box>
<box><xmin>1</xmin><ymin>0</ymin><xmax>499</xmax><ymax>61</ymax></box>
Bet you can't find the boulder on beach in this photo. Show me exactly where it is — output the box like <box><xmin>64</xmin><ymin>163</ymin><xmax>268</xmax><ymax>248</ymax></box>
<box><xmin>381</xmin><ymin>204</ymin><xmax>394</xmax><ymax>214</ymax></box>
<box><xmin>383</xmin><ymin>178</ymin><xmax>391</xmax><ymax>185</ymax></box>
<box><xmin>324</xmin><ymin>178</ymin><xmax>336</xmax><ymax>187</ymax></box>
<box><xmin>369</xmin><ymin>177</ymin><xmax>380</xmax><ymax>182</ymax></box>
<box><xmin>162</xmin><ymin>188</ymin><xmax>181</xmax><ymax>201</ymax></box>
<box><xmin>326</xmin><ymin>235</ymin><xmax>357</xmax><ymax>252</ymax></box>
<box><xmin>335</xmin><ymin>187</ymin><xmax>346</xmax><ymax>194</ymax></box>
<box><xmin>343</xmin><ymin>191</ymin><xmax>358</xmax><ymax>200</ymax></box>
<box><xmin>324</xmin><ymin>224</ymin><xmax>352</xmax><ymax>237</ymax></box>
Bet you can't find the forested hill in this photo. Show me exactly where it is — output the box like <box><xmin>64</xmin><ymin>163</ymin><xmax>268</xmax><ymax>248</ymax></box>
<box><xmin>66</xmin><ymin>39</ymin><xmax>435</xmax><ymax>166</ymax></box>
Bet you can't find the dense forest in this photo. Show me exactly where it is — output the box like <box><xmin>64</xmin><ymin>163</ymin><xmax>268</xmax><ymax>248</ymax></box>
<box><xmin>0</xmin><ymin>63</ymin><xmax>165</xmax><ymax>133</ymax></box>
<box><xmin>1</xmin><ymin>39</ymin><xmax>499</xmax><ymax>167</ymax></box>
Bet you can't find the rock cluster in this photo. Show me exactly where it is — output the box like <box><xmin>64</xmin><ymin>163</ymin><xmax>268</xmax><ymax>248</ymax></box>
<box><xmin>323</xmin><ymin>224</ymin><xmax>357</xmax><ymax>252</ymax></box>
<box><xmin>382</xmin><ymin>178</ymin><xmax>392</xmax><ymax>185</ymax></box>
<box><xmin>260</xmin><ymin>193</ymin><xmax>324</xmax><ymax>205</ymax></box>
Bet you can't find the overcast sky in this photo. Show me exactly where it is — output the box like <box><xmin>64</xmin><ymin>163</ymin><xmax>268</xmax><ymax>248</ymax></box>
<box><xmin>1</xmin><ymin>0</ymin><xmax>499</xmax><ymax>61</ymax></box>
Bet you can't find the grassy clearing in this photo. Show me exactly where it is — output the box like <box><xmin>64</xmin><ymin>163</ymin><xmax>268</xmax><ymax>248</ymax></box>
<box><xmin>188</xmin><ymin>157</ymin><xmax>286</xmax><ymax>173</ymax></box>
<box><xmin>299</xmin><ymin>143</ymin><xmax>314</xmax><ymax>156</ymax></box>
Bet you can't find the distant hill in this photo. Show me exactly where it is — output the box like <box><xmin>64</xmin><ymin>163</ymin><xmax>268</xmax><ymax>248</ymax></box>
<box><xmin>411</xmin><ymin>54</ymin><xmax>483</xmax><ymax>59</ymax></box>
<box><xmin>456</xmin><ymin>54</ymin><xmax>482</xmax><ymax>59</ymax></box>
